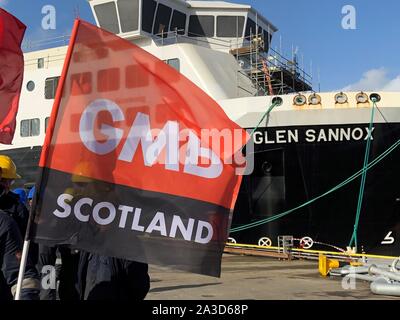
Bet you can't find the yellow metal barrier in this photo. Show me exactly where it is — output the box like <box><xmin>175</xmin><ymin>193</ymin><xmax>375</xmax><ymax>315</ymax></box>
<box><xmin>318</xmin><ymin>254</ymin><xmax>340</xmax><ymax>277</ymax></box>
<box><xmin>225</xmin><ymin>242</ymin><xmax>398</xmax><ymax>260</ymax></box>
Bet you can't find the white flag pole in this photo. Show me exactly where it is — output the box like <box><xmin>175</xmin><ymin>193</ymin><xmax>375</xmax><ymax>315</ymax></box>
<box><xmin>15</xmin><ymin>185</ymin><xmax>36</xmax><ymax>300</ymax></box>
<box><xmin>14</xmin><ymin>239</ymin><xmax>31</xmax><ymax>300</ymax></box>
<box><xmin>14</xmin><ymin>19</ymin><xmax>81</xmax><ymax>300</ymax></box>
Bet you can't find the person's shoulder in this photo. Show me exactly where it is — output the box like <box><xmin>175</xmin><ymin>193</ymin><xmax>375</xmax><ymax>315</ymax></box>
<box><xmin>7</xmin><ymin>192</ymin><xmax>28</xmax><ymax>211</ymax></box>
<box><xmin>7</xmin><ymin>191</ymin><xmax>19</xmax><ymax>200</ymax></box>
<box><xmin>3</xmin><ymin>192</ymin><xmax>20</xmax><ymax>206</ymax></box>
<box><xmin>0</xmin><ymin>209</ymin><xmax>13</xmax><ymax>222</ymax></box>
<box><xmin>0</xmin><ymin>210</ymin><xmax>18</xmax><ymax>232</ymax></box>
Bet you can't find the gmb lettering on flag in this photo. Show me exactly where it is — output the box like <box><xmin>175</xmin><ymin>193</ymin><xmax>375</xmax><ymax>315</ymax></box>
<box><xmin>31</xmin><ymin>20</ymin><xmax>248</xmax><ymax>277</ymax></box>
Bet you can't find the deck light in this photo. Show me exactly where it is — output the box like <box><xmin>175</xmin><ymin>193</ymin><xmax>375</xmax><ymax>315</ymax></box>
<box><xmin>309</xmin><ymin>93</ymin><xmax>321</xmax><ymax>105</ymax></box>
<box><xmin>334</xmin><ymin>92</ymin><xmax>348</xmax><ymax>104</ymax></box>
<box><xmin>293</xmin><ymin>94</ymin><xmax>306</xmax><ymax>106</ymax></box>
<box><xmin>356</xmin><ymin>92</ymin><xmax>369</xmax><ymax>104</ymax></box>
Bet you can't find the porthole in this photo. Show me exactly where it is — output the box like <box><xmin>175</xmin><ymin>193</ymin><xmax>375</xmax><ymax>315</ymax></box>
<box><xmin>26</xmin><ymin>81</ymin><xmax>35</xmax><ymax>92</ymax></box>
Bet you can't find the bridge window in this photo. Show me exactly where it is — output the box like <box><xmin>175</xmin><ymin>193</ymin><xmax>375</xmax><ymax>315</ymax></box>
<box><xmin>263</xmin><ymin>29</ymin><xmax>272</xmax><ymax>52</ymax></box>
<box><xmin>37</xmin><ymin>58</ymin><xmax>44</xmax><ymax>69</ymax></box>
<box><xmin>126</xmin><ymin>64</ymin><xmax>149</xmax><ymax>88</ymax></box>
<box><xmin>45</xmin><ymin>117</ymin><xmax>50</xmax><ymax>133</ymax></box>
<box><xmin>44</xmin><ymin>76</ymin><xmax>60</xmax><ymax>99</ymax></box>
<box><xmin>258</xmin><ymin>26</ymin><xmax>263</xmax><ymax>37</ymax></box>
<box><xmin>217</xmin><ymin>16</ymin><xmax>245</xmax><ymax>37</ymax></box>
<box><xmin>170</xmin><ymin>10</ymin><xmax>186</xmax><ymax>35</ymax></box>
<box><xmin>142</xmin><ymin>0</ymin><xmax>157</xmax><ymax>33</ymax></box>
<box><xmin>70</xmin><ymin>72</ymin><xmax>92</xmax><ymax>96</ymax></box>
<box><xmin>94</xmin><ymin>2</ymin><xmax>120</xmax><ymax>34</ymax></box>
<box><xmin>98</xmin><ymin>68</ymin><xmax>120</xmax><ymax>92</ymax></box>
<box><xmin>153</xmin><ymin>3</ymin><xmax>172</xmax><ymax>36</ymax></box>
<box><xmin>188</xmin><ymin>15</ymin><xmax>214</xmax><ymax>37</ymax></box>
<box><xmin>20</xmin><ymin>119</ymin><xmax>40</xmax><ymax>137</ymax></box>
<box><xmin>245</xmin><ymin>18</ymin><xmax>256</xmax><ymax>37</ymax></box>
<box><xmin>165</xmin><ymin>58</ymin><xmax>180</xmax><ymax>72</ymax></box>
<box><xmin>118</xmin><ymin>0</ymin><xmax>139</xmax><ymax>33</ymax></box>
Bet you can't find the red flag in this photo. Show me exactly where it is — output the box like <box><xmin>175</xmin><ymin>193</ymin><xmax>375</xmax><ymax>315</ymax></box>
<box><xmin>0</xmin><ymin>8</ymin><xmax>26</xmax><ymax>144</ymax></box>
<box><xmin>32</xmin><ymin>20</ymin><xmax>248</xmax><ymax>277</ymax></box>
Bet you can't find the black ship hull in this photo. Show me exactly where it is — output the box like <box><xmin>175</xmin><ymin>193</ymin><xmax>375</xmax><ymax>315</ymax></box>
<box><xmin>4</xmin><ymin>122</ymin><xmax>400</xmax><ymax>256</ymax></box>
<box><xmin>232</xmin><ymin>122</ymin><xmax>400</xmax><ymax>255</ymax></box>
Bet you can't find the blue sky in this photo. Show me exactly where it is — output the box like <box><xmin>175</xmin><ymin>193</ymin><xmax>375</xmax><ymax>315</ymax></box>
<box><xmin>2</xmin><ymin>0</ymin><xmax>400</xmax><ymax>92</ymax></box>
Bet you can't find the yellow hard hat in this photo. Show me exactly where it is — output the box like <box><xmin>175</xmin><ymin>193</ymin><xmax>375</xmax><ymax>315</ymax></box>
<box><xmin>0</xmin><ymin>155</ymin><xmax>21</xmax><ymax>179</ymax></box>
<box><xmin>72</xmin><ymin>174</ymin><xmax>93</xmax><ymax>183</ymax></box>
<box><xmin>72</xmin><ymin>161</ymin><xmax>93</xmax><ymax>183</ymax></box>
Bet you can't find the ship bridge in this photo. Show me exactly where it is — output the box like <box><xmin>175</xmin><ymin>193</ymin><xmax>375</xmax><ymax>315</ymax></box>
<box><xmin>88</xmin><ymin>0</ymin><xmax>277</xmax><ymax>52</ymax></box>
<box><xmin>88</xmin><ymin>0</ymin><xmax>311</xmax><ymax>96</ymax></box>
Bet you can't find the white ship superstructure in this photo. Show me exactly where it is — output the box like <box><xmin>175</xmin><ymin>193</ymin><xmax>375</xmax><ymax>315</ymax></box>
<box><xmin>2</xmin><ymin>0</ymin><xmax>400</xmax><ymax>255</ymax></box>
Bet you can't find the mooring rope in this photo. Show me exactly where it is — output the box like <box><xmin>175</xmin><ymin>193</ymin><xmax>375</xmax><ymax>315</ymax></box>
<box><xmin>231</xmin><ymin>100</ymin><xmax>399</xmax><ymax>234</ymax></box>
<box><xmin>349</xmin><ymin>99</ymin><xmax>377</xmax><ymax>250</ymax></box>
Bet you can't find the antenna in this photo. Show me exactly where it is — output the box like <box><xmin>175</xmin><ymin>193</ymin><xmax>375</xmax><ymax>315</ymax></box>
<box><xmin>317</xmin><ymin>67</ymin><xmax>321</xmax><ymax>92</ymax></box>
<box><xmin>291</xmin><ymin>44</ymin><xmax>294</xmax><ymax>61</ymax></box>
<box><xmin>73</xmin><ymin>4</ymin><xmax>80</xmax><ymax>19</ymax></box>
<box><xmin>293</xmin><ymin>46</ymin><xmax>299</xmax><ymax>65</ymax></box>
<box><xmin>256</xmin><ymin>12</ymin><xmax>258</xmax><ymax>36</ymax></box>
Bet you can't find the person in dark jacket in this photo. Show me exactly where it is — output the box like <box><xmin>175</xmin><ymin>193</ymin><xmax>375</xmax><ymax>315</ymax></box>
<box><xmin>76</xmin><ymin>251</ymin><xmax>150</xmax><ymax>301</ymax></box>
<box><xmin>0</xmin><ymin>156</ymin><xmax>38</xmax><ymax>264</ymax></box>
<box><xmin>0</xmin><ymin>209</ymin><xmax>40</xmax><ymax>300</ymax></box>
<box><xmin>36</xmin><ymin>244</ymin><xmax>81</xmax><ymax>300</ymax></box>
<box><xmin>0</xmin><ymin>156</ymin><xmax>30</xmax><ymax>241</ymax></box>
<box><xmin>0</xmin><ymin>156</ymin><xmax>40</xmax><ymax>300</ymax></box>
<box><xmin>26</xmin><ymin>185</ymin><xmax>80</xmax><ymax>300</ymax></box>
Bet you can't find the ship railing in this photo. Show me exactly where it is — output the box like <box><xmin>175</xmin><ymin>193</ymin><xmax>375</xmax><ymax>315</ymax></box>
<box><xmin>152</xmin><ymin>29</ymin><xmax>236</xmax><ymax>50</ymax></box>
<box><xmin>236</xmin><ymin>45</ymin><xmax>312</xmax><ymax>88</ymax></box>
<box><xmin>246</xmin><ymin>58</ymin><xmax>313</xmax><ymax>89</ymax></box>
<box><xmin>268</xmin><ymin>47</ymin><xmax>313</xmax><ymax>86</ymax></box>
<box><xmin>233</xmin><ymin>34</ymin><xmax>313</xmax><ymax>93</ymax></box>
<box><xmin>22</xmin><ymin>35</ymin><xmax>71</xmax><ymax>52</ymax></box>
<box><xmin>24</xmin><ymin>52</ymin><xmax>68</xmax><ymax>68</ymax></box>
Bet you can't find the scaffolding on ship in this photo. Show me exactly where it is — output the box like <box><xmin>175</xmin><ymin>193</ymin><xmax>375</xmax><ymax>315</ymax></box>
<box><xmin>231</xmin><ymin>32</ymin><xmax>313</xmax><ymax>96</ymax></box>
